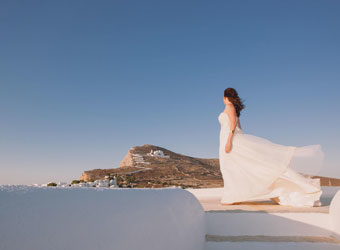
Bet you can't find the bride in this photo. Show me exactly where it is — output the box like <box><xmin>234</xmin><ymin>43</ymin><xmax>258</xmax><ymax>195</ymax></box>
<box><xmin>218</xmin><ymin>88</ymin><xmax>323</xmax><ymax>207</ymax></box>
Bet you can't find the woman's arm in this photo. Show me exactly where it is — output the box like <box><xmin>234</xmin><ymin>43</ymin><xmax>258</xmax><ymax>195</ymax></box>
<box><xmin>226</xmin><ymin>104</ymin><xmax>237</xmax><ymax>141</ymax></box>
<box><xmin>225</xmin><ymin>104</ymin><xmax>237</xmax><ymax>153</ymax></box>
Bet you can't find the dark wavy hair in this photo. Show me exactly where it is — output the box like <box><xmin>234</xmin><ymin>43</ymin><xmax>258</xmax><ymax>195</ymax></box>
<box><xmin>224</xmin><ymin>88</ymin><xmax>245</xmax><ymax>117</ymax></box>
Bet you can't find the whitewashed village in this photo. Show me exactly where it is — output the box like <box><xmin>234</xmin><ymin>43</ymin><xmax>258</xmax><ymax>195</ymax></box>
<box><xmin>32</xmin><ymin>149</ymin><xmax>175</xmax><ymax>189</ymax></box>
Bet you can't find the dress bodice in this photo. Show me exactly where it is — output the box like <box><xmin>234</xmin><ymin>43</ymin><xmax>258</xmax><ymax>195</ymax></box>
<box><xmin>218</xmin><ymin>112</ymin><xmax>241</xmax><ymax>131</ymax></box>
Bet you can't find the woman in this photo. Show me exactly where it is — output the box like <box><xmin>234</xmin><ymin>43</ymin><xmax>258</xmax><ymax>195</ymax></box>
<box><xmin>218</xmin><ymin>88</ymin><xmax>323</xmax><ymax>207</ymax></box>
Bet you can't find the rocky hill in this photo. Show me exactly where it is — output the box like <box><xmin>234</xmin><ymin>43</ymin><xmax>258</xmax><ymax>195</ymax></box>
<box><xmin>79</xmin><ymin>144</ymin><xmax>340</xmax><ymax>188</ymax></box>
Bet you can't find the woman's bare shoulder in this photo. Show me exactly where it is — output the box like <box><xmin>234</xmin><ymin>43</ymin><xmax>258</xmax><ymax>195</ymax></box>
<box><xmin>225</xmin><ymin>103</ymin><xmax>236</xmax><ymax>113</ymax></box>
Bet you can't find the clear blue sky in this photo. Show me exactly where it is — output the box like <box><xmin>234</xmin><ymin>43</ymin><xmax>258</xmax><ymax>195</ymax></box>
<box><xmin>1</xmin><ymin>0</ymin><xmax>339</xmax><ymax>184</ymax></box>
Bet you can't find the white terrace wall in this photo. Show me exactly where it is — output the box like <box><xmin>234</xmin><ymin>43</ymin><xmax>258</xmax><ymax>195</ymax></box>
<box><xmin>330</xmin><ymin>188</ymin><xmax>340</xmax><ymax>239</ymax></box>
<box><xmin>0</xmin><ymin>186</ymin><xmax>206</xmax><ymax>250</ymax></box>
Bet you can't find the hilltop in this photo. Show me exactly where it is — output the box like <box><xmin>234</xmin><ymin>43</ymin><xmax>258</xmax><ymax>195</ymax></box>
<box><xmin>79</xmin><ymin>144</ymin><xmax>340</xmax><ymax>188</ymax></box>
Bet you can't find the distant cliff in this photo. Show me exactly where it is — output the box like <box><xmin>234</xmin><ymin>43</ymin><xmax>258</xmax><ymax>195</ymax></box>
<box><xmin>80</xmin><ymin>144</ymin><xmax>340</xmax><ymax>188</ymax></box>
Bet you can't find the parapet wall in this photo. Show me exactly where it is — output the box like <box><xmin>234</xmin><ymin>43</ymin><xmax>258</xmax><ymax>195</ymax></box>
<box><xmin>0</xmin><ymin>186</ymin><xmax>206</xmax><ymax>250</ymax></box>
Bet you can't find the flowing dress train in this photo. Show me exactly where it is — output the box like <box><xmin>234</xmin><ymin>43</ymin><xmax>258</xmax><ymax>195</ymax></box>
<box><xmin>218</xmin><ymin>111</ymin><xmax>323</xmax><ymax>207</ymax></box>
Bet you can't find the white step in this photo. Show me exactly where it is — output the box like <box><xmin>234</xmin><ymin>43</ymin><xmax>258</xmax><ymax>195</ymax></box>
<box><xmin>198</xmin><ymin>187</ymin><xmax>340</xmax><ymax>250</ymax></box>
<box><xmin>205</xmin><ymin>241</ymin><xmax>340</xmax><ymax>250</ymax></box>
<box><xmin>205</xmin><ymin>210</ymin><xmax>340</xmax><ymax>249</ymax></box>
<box><xmin>205</xmin><ymin>210</ymin><xmax>333</xmax><ymax>237</ymax></box>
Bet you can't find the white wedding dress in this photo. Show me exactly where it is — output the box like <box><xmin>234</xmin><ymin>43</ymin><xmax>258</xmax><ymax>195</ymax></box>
<box><xmin>218</xmin><ymin>111</ymin><xmax>323</xmax><ymax>207</ymax></box>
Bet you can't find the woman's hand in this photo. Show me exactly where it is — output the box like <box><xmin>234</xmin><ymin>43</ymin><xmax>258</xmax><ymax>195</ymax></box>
<box><xmin>225</xmin><ymin>140</ymin><xmax>232</xmax><ymax>153</ymax></box>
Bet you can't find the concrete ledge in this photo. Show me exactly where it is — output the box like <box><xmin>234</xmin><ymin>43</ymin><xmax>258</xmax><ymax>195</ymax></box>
<box><xmin>0</xmin><ymin>186</ymin><xmax>206</xmax><ymax>250</ymax></box>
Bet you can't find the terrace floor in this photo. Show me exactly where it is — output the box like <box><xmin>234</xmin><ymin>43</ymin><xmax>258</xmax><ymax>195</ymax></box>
<box><xmin>186</xmin><ymin>186</ymin><xmax>339</xmax><ymax>213</ymax></box>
